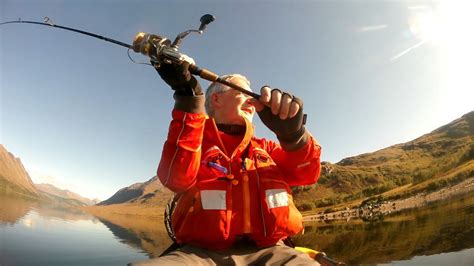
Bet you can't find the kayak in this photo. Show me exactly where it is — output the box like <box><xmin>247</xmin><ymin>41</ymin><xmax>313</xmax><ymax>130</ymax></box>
<box><xmin>295</xmin><ymin>246</ymin><xmax>345</xmax><ymax>265</ymax></box>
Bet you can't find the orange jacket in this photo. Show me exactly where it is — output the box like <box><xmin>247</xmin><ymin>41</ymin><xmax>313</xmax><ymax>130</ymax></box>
<box><xmin>158</xmin><ymin>109</ymin><xmax>321</xmax><ymax>250</ymax></box>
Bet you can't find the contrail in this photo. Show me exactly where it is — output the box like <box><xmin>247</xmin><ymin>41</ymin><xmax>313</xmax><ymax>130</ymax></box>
<box><xmin>358</xmin><ymin>25</ymin><xmax>388</xmax><ymax>32</ymax></box>
<box><xmin>408</xmin><ymin>6</ymin><xmax>428</xmax><ymax>10</ymax></box>
<box><xmin>390</xmin><ymin>40</ymin><xmax>425</xmax><ymax>61</ymax></box>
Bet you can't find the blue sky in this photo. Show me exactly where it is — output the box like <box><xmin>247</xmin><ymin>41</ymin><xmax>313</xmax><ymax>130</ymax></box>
<box><xmin>1</xmin><ymin>0</ymin><xmax>472</xmax><ymax>200</ymax></box>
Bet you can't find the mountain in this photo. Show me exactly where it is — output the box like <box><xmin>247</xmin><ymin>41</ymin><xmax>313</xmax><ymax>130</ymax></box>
<box><xmin>97</xmin><ymin>112</ymin><xmax>474</xmax><ymax>212</ymax></box>
<box><xmin>35</xmin><ymin>183</ymin><xmax>96</xmax><ymax>206</ymax></box>
<box><xmin>0</xmin><ymin>144</ymin><xmax>40</xmax><ymax>198</ymax></box>
<box><xmin>0</xmin><ymin>145</ymin><xmax>95</xmax><ymax>206</ymax></box>
<box><xmin>293</xmin><ymin>111</ymin><xmax>474</xmax><ymax>209</ymax></box>
<box><xmin>98</xmin><ymin>176</ymin><xmax>173</xmax><ymax>206</ymax></box>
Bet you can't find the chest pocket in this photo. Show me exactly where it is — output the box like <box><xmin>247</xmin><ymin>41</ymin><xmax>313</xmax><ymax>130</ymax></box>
<box><xmin>252</xmin><ymin>148</ymin><xmax>276</xmax><ymax>169</ymax></box>
<box><xmin>200</xmin><ymin>146</ymin><xmax>230</xmax><ymax>180</ymax></box>
<box><xmin>252</xmin><ymin>148</ymin><xmax>285</xmax><ymax>182</ymax></box>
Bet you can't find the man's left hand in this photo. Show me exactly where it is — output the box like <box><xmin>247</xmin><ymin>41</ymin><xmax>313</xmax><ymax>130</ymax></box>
<box><xmin>250</xmin><ymin>86</ymin><xmax>307</xmax><ymax>150</ymax></box>
<box><xmin>251</xmin><ymin>86</ymin><xmax>301</xmax><ymax>120</ymax></box>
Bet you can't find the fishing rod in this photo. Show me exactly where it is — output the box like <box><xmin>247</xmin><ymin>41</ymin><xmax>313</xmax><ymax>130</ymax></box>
<box><xmin>0</xmin><ymin>16</ymin><xmax>261</xmax><ymax>99</ymax></box>
<box><xmin>0</xmin><ymin>17</ymin><xmax>132</xmax><ymax>49</ymax></box>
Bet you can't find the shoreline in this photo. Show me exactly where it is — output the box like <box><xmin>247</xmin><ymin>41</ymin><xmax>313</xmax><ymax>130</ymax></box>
<box><xmin>81</xmin><ymin>178</ymin><xmax>474</xmax><ymax>222</ymax></box>
<box><xmin>303</xmin><ymin>177</ymin><xmax>474</xmax><ymax>222</ymax></box>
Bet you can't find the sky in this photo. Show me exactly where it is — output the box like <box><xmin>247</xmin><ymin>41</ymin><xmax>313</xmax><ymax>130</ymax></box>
<box><xmin>1</xmin><ymin>0</ymin><xmax>473</xmax><ymax>200</ymax></box>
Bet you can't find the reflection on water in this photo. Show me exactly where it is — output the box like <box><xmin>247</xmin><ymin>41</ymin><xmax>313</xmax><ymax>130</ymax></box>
<box><xmin>1</xmin><ymin>193</ymin><xmax>473</xmax><ymax>265</ymax></box>
<box><xmin>293</xmin><ymin>193</ymin><xmax>474</xmax><ymax>265</ymax></box>
<box><xmin>89</xmin><ymin>211</ymin><xmax>172</xmax><ymax>257</ymax></box>
<box><xmin>383</xmin><ymin>247</ymin><xmax>474</xmax><ymax>265</ymax></box>
<box><xmin>0</xmin><ymin>196</ymin><xmax>32</xmax><ymax>225</ymax></box>
<box><xmin>0</xmin><ymin>196</ymin><xmax>148</xmax><ymax>266</ymax></box>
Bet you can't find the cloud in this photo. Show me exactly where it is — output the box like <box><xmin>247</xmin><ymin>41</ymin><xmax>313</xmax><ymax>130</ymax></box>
<box><xmin>27</xmin><ymin>167</ymin><xmax>110</xmax><ymax>200</ymax></box>
<box><xmin>408</xmin><ymin>6</ymin><xmax>429</xmax><ymax>10</ymax></box>
<box><xmin>28</xmin><ymin>168</ymin><xmax>68</xmax><ymax>188</ymax></box>
<box><xmin>357</xmin><ymin>25</ymin><xmax>388</xmax><ymax>32</ymax></box>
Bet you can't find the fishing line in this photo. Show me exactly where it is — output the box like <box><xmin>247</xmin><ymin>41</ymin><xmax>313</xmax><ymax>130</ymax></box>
<box><xmin>1</xmin><ymin>15</ymin><xmax>262</xmax><ymax>99</ymax></box>
<box><xmin>127</xmin><ymin>48</ymin><xmax>153</xmax><ymax>66</ymax></box>
<box><xmin>0</xmin><ymin>17</ymin><xmax>153</xmax><ymax>66</ymax></box>
<box><xmin>0</xmin><ymin>17</ymin><xmax>132</xmax><ymax>49</ymax></box>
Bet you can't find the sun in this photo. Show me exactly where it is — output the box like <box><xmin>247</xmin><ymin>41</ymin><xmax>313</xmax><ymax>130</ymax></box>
<box><xmin>408</xmin><ymin>1</ymin><xmax>474</xmax><ymax>121</ymax></box>
<box><xmin>438</xmin><ymin>1</ymin><xmax>474</xmax><ymax>121</ymax></box>
<box><xmin>408</xmin><ymin>5</ymin><xmax>443</xmax><ymax>45</ymax></box>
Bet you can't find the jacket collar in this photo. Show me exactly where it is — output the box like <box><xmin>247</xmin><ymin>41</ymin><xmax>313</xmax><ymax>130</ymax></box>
<box><xmin>205</xmin><ymin>117</ymin><xmax>254</xmax><ymax>159</ymax></box>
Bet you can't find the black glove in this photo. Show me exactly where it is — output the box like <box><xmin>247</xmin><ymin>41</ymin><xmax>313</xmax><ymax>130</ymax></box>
<box><xmin>153</xmin><ymin>61</ymin><xmax>203</xmax><ymax>96</ymax></box>
<box><xmin>152</xmin><ymin>61</ymin><xmax>205</xmax><ymax>113</ymax></box>
<box><xmin>257</xmin><ymin>89</ymin><xmax>308</xmax><ymax>151</ymax></box>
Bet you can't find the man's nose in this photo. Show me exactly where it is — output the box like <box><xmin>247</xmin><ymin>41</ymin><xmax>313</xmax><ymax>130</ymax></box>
<box><xmin>247</xmin><ymin>94</ymin><xmax>258</xmax><ymax>102</ymax></box>
<box><xmin>245</xmin><ymin>98</ymin><xmax>254</xmax><ymax>107</ymax></box>
<box><xmin>244</xmin><ymin>99</ymin><xmax>256</xmax><ymax>112</ymax></box>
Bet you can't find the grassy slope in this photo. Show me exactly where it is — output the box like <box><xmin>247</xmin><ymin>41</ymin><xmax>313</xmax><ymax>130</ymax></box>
<box><xmin>0</xmin><ymin>176</ymin><xmax>41</xmax><ymax>200</ymax></box>
<box><xmin>89</xmin><ymin>112</ymin><xmax>474</xmax><ymax>217</ymax></box>
<box><xmin>0</xmin><ymin>144</ymin><xmax>39</xmax><ymax>198</ymax></box>
<box><xmin>293</xmin><ymin>112</ymin><xmax>474</xmax><ymax>212</ymax></box>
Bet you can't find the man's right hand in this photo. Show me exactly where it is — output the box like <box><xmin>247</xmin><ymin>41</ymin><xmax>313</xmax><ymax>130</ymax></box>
<box><xmin>153</xmin><ymin>61</ymin><xmax>203</xmax><ymax>96</ymax></box>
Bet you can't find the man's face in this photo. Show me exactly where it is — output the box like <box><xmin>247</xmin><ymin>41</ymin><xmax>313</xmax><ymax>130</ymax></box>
<box><xmin>212</xmin><ymin>78</ymin><xmax>255</xmax><ymax>125</ymax></box>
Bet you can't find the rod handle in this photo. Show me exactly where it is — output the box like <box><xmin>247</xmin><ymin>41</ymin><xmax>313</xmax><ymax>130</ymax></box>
<box><xmin>189</xmin><ymin>65</ymin><xmax>261</xmax><ymax>99</ymax></box>
<box><xmin>189</xmin><ymin>65</ymin><xmax>219</xmax><ymax>82</ymax></box>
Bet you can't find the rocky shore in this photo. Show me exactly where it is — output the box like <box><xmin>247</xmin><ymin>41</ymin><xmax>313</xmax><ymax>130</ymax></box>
<box><xmin>303</xmin><ymin>177</ymin><xmax>474</xmax><ymax>222</ymax></box>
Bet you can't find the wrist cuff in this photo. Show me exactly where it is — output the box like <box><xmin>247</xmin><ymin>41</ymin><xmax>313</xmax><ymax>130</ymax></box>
<box><xmin>174</xmin><ymin>94</ymin><xmax>206</xmax><ymax>113</ymax></box>
<box><xmin>277</xmin><ymin>127</ymin><xmax>309</xmax><ymax>151</ymax></box>
<box><xmin>172</xmin><ymin>78</ymin><xmax>203</xmax><ymax>96</ymax></box>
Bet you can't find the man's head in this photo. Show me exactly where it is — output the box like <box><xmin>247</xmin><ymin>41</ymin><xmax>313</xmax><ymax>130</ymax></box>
<box><xmin>205</xmin><ymin>74</ymin><xmax>256</xmax><ymax>125</ymax></box>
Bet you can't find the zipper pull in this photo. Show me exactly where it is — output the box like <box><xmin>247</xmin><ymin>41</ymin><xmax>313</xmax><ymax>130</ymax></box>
<box><xmin>241</xmin><ymin>158</ymin><xmax>252</xmax><ymax>172</ymax></box>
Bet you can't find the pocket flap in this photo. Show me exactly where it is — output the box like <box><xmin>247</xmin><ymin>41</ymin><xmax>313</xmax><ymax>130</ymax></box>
<box><xmin>200</xmin><ymin>190</ymin><xmax>227</xmax><ymax>210</ymax></box>
<box><xmin>265</xmin><ymin>189</ymin><xmax>288</xmax><ymax>209</ymax></box>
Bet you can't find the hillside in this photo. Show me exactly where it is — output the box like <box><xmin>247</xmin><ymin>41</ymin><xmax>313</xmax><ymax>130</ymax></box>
<box><xmin>35</xmin><ymin>183</ymin><xmax>97</xmax><ymax>206</ymax></box>
<box><xmin>293</xmin><ymin>111</ymin><xmax>474</xmax><ymax>210</ymax></box>
<box><xmin>0</xmin><ymin>145</ymin><xmax>95</xmax><ymax>206</ymax></box>
<box><xmin>95</xmin><ymin>111</ymin><xmax>474</xmax><ymax>215</ymax></box>
<box><xmin>98</xmin><ymin>176</ymin><xmax>173</xmax><ymax>207</ymax></box>
<box><xmin>0</xmin><ymin>144</ymin><xmax>40</xmax><ymax>198</ymax></box>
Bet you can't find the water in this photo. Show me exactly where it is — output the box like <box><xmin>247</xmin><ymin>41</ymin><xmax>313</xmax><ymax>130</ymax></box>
<box><xmin>1</xmin><ymin>193</ymin><xmax>473</xmax><ymax>265</ymax></box>
<box><xmin>0</xmin><ymin>197</ymin><xmax>150</xmax><ymax>266</ymax></box>
<box><xmin>293</xmin><ymin>192</ymin><xmax>474</xmax><ymax>265</ymax></box>
<box><xmin>383</xmin><ymin>248</ymin><xmax>474</xmax><ymax>265</ymax></box>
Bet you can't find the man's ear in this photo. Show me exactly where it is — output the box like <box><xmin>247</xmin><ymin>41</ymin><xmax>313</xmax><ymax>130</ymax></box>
<box><xmin>211</xmin><ymin>93</ymin><xmax>221</xmax><ymax>109</ymax></box>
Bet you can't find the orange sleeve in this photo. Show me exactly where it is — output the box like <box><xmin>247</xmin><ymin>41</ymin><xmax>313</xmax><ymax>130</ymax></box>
<box><xmin>157</xmin><ymin>109</ymin><xmax>207</xmax><ymax>192</ymax></box>
<box><xmin>268</xmin><ymin>134</ymin><xmax>322</xmax><ymax>187</ymax></box>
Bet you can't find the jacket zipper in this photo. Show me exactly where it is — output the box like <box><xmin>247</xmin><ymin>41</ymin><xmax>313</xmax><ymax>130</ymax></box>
<box><xmin>254</xmin><ymin>165</ymin><xmax>267</xmax><ymax>237</ymax></box>
<box><xmin>241</xmin><ymin>159</ymin><xmax>252</xmax><ymax>234</ymax></box>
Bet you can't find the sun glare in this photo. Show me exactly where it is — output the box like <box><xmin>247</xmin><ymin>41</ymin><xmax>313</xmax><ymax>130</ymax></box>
<box><xmin>409</xmin><ymin>1</ymin><xmax>474</xmax><ymax>121</ymax></box>
<box><xmin>439</xmin><ymin>1</ymin><xmax>474</xmax><ymax>121</ymax></box>
<box><xmin>409</xmin><ymin>6</ymin><xmax>442</xmax><ymax>45</ymax></box>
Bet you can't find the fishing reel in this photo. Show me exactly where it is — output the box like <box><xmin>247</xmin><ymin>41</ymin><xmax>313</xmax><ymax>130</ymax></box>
<box><xmin>1</xmin><ymin>14</ymin><xmax>259</xmax><ymax>98</ymax></box>
<box><xmin>130</xmin><ymin>14</ymin><xmax>259</xmax><ymax>99</ymax></box>
<box><xmin>132</xmin><ymin>14</ymin><xmax>215</xmax><ymax>68</ymax></box>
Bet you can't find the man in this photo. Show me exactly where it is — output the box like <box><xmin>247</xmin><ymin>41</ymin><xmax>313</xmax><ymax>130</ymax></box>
<box><xmin>133</xmin><ymin>62</ymin><xmax>321</xmax><ymax>265</ymax></box>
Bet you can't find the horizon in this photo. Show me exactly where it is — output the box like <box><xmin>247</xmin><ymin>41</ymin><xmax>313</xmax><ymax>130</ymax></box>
<box><xmin>2</xmin><ymin>110</ymin><xmax>470</xmax><ymax>201</ymax></box>
<box><xmin>2</xmin><ymin>1</ymin><xmax>473</xmax><ymax>200</ymax></box>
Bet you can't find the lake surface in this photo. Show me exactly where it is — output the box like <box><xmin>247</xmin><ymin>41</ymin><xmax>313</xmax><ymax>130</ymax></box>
<box><xmin>0</xmin><ymin>197</ymin><xmax>151</xmax><ymax>266</ymax></box>
<box><xmin>1</xmin><ymin>193</ymin><xmax>473</xmax><ymax>265</ymax></box>
<box><xmin>294</xmin><ymin>192</ymin><xmax>474</xmax><ymax>265</ymax></box>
